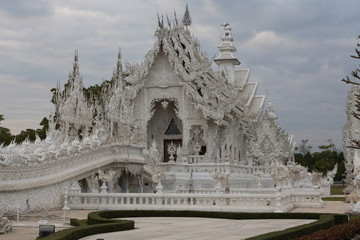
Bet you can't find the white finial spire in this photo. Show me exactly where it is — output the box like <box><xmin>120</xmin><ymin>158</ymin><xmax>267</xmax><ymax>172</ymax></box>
<box><xmin>214</xmin><ymin>23</ymin><xmax>240</xmax><ymax>83</ymax></box>
<box><xmin>117</xmin><ymin>48</ymin><xmax>122</xmax><ymax>73</ymax></box>
<box><xmin>74</xmin><ymin>49</ymin><xmax>78</xmax><ymax>63</ymax></box>
<box><xmin>182</xmin><ymin>4</ymin><xmax>191</xmax><ymax>29</ymax></box>
<box><xmin>266</xmin><ymin>89</ymin><xmax>277</xmax><ymax>120</ymax></box>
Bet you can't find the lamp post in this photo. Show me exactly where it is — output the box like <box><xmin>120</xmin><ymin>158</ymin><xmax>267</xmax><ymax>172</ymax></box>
<box><xmin>62</xmin><ymin>186</ymin><xmax>70</xmax><ymax>224</ymax></box>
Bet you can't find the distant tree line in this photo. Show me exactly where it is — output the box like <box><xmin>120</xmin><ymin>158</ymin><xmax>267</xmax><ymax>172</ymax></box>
<box><xmin>294</xmin><ymin>139</ymin><xmax>345</xmax><ymax>181</ymax></box>
<box><xmin>0</xmin><ymin>114</ymin><xmax>49</xmax><ymax>146</ymax></box>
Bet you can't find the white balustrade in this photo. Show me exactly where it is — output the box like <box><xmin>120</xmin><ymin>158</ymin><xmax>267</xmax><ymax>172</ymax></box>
<box><xmin>68</xmin><ymin>190</ymin><xmax>304</xmax><ymax>212</ymax></box>
<box><xmin>158</xmin><ymin>162</ymin><xmax>268</xmax><ymax>176</ymax></box>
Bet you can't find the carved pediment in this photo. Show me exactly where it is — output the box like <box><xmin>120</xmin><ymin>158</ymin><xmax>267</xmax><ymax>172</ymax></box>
<box><xmin>144</xmin><ymin>50</ymin><xmax>180</xmax><ymax>88</ymax></box>
<box><xmin>248</xmin><ymin>115</ymin><xmax>293</xmax><ymax>165</ymax></box>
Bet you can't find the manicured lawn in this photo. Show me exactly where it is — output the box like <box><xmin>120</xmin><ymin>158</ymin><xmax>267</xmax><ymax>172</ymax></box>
<box><xmin>350</xmin><ymin>215</ymin><xmax>360</xmax><ymax>221</ymax></box>
<box><xmin>330</xmin><ymin>185</ymin><xmax>343</xmax><ymax>195</ymax></box>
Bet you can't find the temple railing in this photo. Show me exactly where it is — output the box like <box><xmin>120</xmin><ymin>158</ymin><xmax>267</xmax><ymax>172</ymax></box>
<box><xmin>158</xmin><ymin>162</ymin><xmax>269</xmax><ymax>175</ymax></box>
<box><xmin>68</xmin><ymin>191</ymin><xmax>295</xmax><ymax>212</ymax></box>
<box><xmin>177</xmin><ymin>188</ymin><xmax>278</xmax><ymax>195</ymax></box>
<box><xmin>68</xmin><ymin>184</ymin><xmax>322</xmax><ymax>212</ymax></box>
<box><xmin>291</xmin><ymin>191</ymin><xmax>322</xmax><ymax>208</ymax></box>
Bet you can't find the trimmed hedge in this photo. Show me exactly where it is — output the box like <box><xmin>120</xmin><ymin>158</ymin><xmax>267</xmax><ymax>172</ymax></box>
<box><xmin>295</xmin><ymin>218</ymin><xmax>360</xmax><ymax>240</ymax></box>
<box><xmin>246</xmin><ymin>214</ymin><xmax>335</xmax><ymax>240</ymax></box>
<box><xmin>36</xmin><ymin>217</ymin><xmax>134</xmax><ymax>240</ymax></box>
<box><xmin>88</xmin><ymin>210</ymin><xmax>323</xmax><ymax>222</ymax></box>
<box><xmin>69</xmin><ymin>218</ymin><xmax>87</xmax><ymax>227</ymax></box>
<box><xmin>37</xmin><ymin>210</ymin><xmax>348</xmax><ymax>240</ymax></box>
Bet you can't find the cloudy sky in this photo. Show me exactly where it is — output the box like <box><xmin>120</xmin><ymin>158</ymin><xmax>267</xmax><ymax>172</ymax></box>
<box><xmin>0</xmin><ymin>0</ymin><xmax>359</xmax><ymax>151</ymax></box>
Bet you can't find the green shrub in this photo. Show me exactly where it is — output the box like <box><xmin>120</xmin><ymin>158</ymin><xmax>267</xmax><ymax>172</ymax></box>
<box><xmin>246</xmin><ymin>214</ymin><xmax>335</xmax><ymax>240</ymax></box>
<box><xmin>295</xmin><ymin>218</ymin><xmax>360</xmax><ymax>240</ymax></box>
<box><xmin>69</xmin><ymin>218</ymin><xmax>87</xmax><ymax>227</ymax></box>
<box><xmin>36</xmin><ymin>218</ymin><xmax>134</xmax><ymax>240</ymax></box>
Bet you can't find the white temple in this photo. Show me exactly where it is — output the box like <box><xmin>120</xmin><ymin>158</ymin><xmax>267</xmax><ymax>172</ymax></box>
<box><xmin>0</xmin><ymin>7</ymin><xmax>325</xmax><ymax>215</ymax></box>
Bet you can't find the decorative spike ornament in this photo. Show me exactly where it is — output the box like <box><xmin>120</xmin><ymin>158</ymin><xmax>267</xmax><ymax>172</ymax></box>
<box><xmin>182</xmin><ymin>4</ymin><xmax>191</xmax><ymax>29</ymax></box>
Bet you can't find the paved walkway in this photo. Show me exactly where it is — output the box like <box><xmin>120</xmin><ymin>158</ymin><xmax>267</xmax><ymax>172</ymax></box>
<box><xmin>79</xmin><ymin>217</ymin><xmax>315</xmax><ymax>240</ymax></box>
<box><xmin>1</xmin><ymin>200</ymin><xmax>350</xmax><ymax>240</ymax></box>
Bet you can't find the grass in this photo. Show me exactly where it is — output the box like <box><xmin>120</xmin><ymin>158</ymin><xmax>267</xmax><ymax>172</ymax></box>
<box><xmin>330</xmin><ymin>184</ymin><xmax>344</xmax><ymax>195</ymax></box>
<box><xmin>322</xmin><ymin>197</ymin><xmax>346</xmax><ymax>202</ymax></box>
<box><xmin>350</xmin><ymin>215</ymin><xmax>360</xmax><ymax>221</ymax></box>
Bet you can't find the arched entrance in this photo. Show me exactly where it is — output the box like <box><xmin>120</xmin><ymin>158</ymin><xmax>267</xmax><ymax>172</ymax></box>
<box><xmin>147</xmin><ymin>99</ymin><xmax>182</xmax><ymax>162</ymax></box>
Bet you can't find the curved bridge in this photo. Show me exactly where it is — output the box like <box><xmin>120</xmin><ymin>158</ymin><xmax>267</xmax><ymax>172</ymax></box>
<box><xmin>0</xmin><ymin>144</ymin><xmax>152</xmax><ymax>215</ymax></box>
<box><xmin>0</xmin><ymin>144</ymin><xmax>147</xmax><ymax>192</ymax></box>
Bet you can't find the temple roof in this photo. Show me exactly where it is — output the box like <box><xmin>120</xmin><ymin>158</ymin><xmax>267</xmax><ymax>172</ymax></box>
<box><xmin>124</xmin><ymin>13</ymin><xmax>264</xmax><ymax>126</ymax></box>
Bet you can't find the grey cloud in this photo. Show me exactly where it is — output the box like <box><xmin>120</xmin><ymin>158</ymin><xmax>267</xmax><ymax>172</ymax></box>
<box><xmin>0</xmin><ymin>0</ymin><xmax>358</xmax><ymax>151</ymax></box>
<box><xmin>0</xmin><ymin>0</ymin><xmax>53</xmax><ymax>17</ymax></box>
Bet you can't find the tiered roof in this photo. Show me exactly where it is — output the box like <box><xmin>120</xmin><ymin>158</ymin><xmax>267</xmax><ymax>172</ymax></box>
<box><xmin>124</xmin><ymin>10</ymin><xmax>265</xmax><ymax>126</ymax></box>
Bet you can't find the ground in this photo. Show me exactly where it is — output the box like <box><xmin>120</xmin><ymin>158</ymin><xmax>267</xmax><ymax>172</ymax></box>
<box><xmin>1</xmin><ymin>199</ymin><xmax>350</xmax><ymax>240</ymax></box>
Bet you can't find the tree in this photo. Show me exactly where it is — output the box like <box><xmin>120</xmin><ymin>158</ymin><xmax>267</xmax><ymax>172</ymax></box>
<box><xmin>294</xmin><ymin>140</ymin><xmax>346</xmax><ymax>180</ymax></box>
<box><xmin>295</xmin><ymin>139</ymin><xmax>312</xmax><ymax>154</ymax></box>
<box><xmin>342</xmin><ymin>35</ymin><xmax>360</xmax><ymax>149</ymax></box>
<box><xmin>0</xmin><ymin>114</ymin><xmax>14</xmax><ymax>146</ymax></box>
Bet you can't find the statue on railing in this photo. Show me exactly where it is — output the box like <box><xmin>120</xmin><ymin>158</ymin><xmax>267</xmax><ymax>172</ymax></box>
<box><xmin>152</xmin><ymin>166</ymin><xmax>164</xmax><ymax>193</ymax></box>
<box><xmin>210</xmin><ymin>170</ymin><xmax>230</xmax><ymax>193</ymax></box>
<box><xmin>97</xmin><ymin>169</ymin><xmax>118</xmax><ymax>193</ymax></box>
<box><xmin>0</xmin><ymin>211</ymin><xmax>12</xmax><ymax>234</ymax></box>
<box><xmin>253</xmin><ymin>170</ymin><xmax>264</xmax><ymax>188</ymax></box>
<box><xmin>287</xmin><ymin>162</ymin><xmax>308</xmax><ymax>187</ymax></box>
<box><xmin>269</xmin><ymin>160</ymin><xmax>289</xmax><ymax>188</ymax></box>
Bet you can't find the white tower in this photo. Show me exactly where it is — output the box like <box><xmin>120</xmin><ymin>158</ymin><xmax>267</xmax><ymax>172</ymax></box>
<box><xmin>214</xmin><ymin>23</ymin><xmax>240</xmax><ymax>83</ymax></box>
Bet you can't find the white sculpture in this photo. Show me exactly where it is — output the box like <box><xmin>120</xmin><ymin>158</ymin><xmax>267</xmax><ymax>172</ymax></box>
<box><xmin>253</xmin><ymin>170</ymin><xmax>265</xmax><ymax>187</ymax></box>
<box><xmin>0</xmin><ymin>211</ymin><xmax>12</xmax><ymax>234</ymax></box>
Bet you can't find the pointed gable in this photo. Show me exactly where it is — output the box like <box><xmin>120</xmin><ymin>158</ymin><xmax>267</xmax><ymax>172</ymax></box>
<box><xmin>144</xmin><ymin>49</ymin><xmax>180</xmax><ymax>87</ymax></box>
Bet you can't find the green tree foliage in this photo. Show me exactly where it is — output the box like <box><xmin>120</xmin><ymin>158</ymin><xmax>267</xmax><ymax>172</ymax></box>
<box><xmin>0</xmin><ymin>114</ymin><xmax>49</xmax><ymax>146</ymax></box>
<box><xmin>294</xmin><ymin>139</ymin><xmax>346</xmax><ymax>181</ymax></box>
<box><xmin>0</xmin><ymin>114</ymin><xmax>14</xmax><ymax>146</ymax></box>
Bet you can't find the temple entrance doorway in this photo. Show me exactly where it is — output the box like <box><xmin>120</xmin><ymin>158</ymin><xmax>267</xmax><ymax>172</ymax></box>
<box><xmin>147</xmin><ymin>99</ymin><xmax>183</xmax><ymax>162</ymax></box>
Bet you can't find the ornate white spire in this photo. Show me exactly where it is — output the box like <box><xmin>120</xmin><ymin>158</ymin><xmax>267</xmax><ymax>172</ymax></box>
<box><xmin>59</xmin><ymin>51</ymin><xmax>93</xmax><ymax>138</ymax></box>
<box><xmin>265</xmin><ymin>90</ymin><xmax>278</xmax><ymax>120</ymax></box>
<box><xmin>182</xmin><ymin>4</ymin><xmax>191</xmax><ymax>29</ymax></box>
<box><xmin>214</xmin><ymin>23</ymin><xmax>240</xmax><ymax>83</ymax></box>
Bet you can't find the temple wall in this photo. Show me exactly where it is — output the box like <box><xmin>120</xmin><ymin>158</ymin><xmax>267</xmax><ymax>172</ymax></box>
<box><xmin>0</xmin><ymin>182</ymin><xmax>65</xmax><ymax>215</ymax></box>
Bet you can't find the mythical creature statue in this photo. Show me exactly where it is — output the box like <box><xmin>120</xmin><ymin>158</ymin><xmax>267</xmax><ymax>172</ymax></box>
<box><xmin>287</xmin><ymin>162</ymin><xmax>308</xmax><ymax>185</ymax></box>
<box><xmin>210</xmin><ymin>171</ymin><xmax>230</xmax><ymax>190</ymax></box>
<box><xmin>98</xmin><ymin>169</ymin><xmax>118</xmax><ymax>182</ymax></box>
<box><xmin>269</xmin><ymin>160</ymin><xmax>289</xmax><ymax>184</ymax></box>
<box><xmin>253</xmin><ymin>170</ymin><xmax>265</xmax><ymax>187</ymax></box>
<box><xmin>0</xmin><ymin>211</ymin><xmax>12</xmax><ymax>234</ymax></box>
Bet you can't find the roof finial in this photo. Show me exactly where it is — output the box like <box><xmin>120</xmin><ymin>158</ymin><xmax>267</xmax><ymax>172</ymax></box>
<box><xmin>266</xmin><ymin>89</ymin><xmax>277</xmax><ymax>120</ymax></box>
<box><xmin>166</xmin><ymin>13</ymin><xmax>171</xmax><ymax>28</ymax></box>
<box><xmin>174</xmin><ymin>10</ymin><xmax>178</xmax><ymax>25</ymax></box>
<box><xmin>182</xmin><ymin>4</ymin><xmax>192</xmax><ymax>29</ymax></box>
<box><xmin>117</xmin><ymin>48</ymin><xmax>122</xmax><ymax>73</ymax></box>
<box><xmin>157</xmin><ymin>12</ymin><xmax>162</xmax><ymax>28</ymax></box>
<box><xmin>74</xmin><ymin>49</ymin><xmax>78</xmax><ymax>63</ymax></box>
<box><xmin>118</xmin><ymin>47</ymin><xmax>121</xmax><ymax>60</ymax></box>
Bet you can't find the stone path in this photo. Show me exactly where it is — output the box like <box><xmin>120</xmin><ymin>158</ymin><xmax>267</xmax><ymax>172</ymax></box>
<box><xmin>79</xmin><ymin>217</ymin><xmax>314</xmax><ymax>240</ymax></box>
<box><xmin>1</xmin><ymin>200</ymin><xmax>350</xmax><ymax>240</ymax></box>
